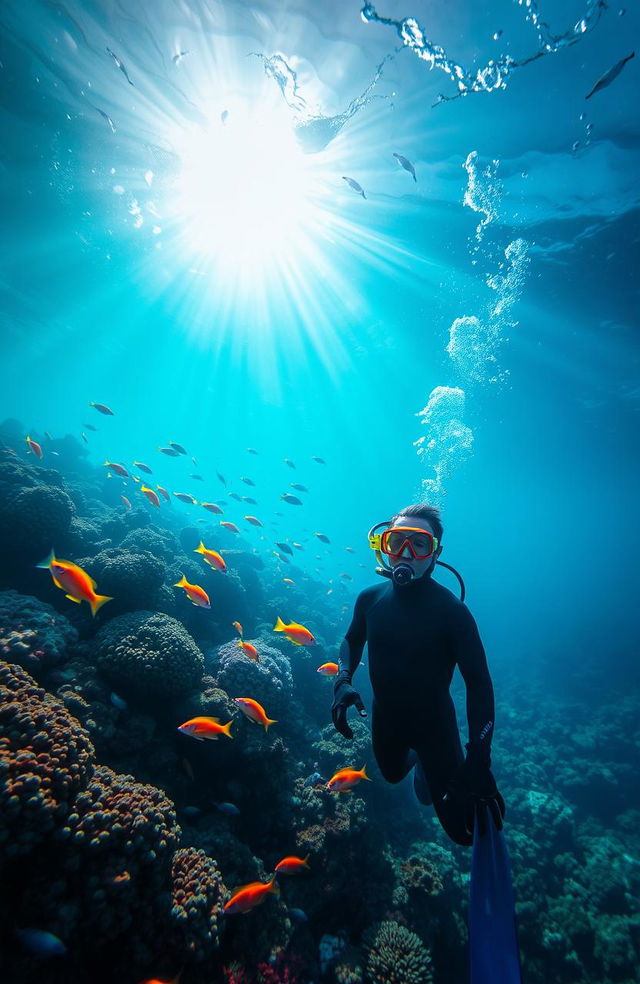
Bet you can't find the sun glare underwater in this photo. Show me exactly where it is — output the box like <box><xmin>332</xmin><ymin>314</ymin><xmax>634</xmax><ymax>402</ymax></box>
<box><xmin>0</xmin><ymin>0</ymin><xmax>639</xmax><ymax>983</ymax></box>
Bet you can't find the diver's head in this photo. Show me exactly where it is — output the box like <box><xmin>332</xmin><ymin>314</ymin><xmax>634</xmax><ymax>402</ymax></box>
<box><xmin>385</xmin><ymin>505</ymin><xmax>443</xmax><ymax>585</ymax></box>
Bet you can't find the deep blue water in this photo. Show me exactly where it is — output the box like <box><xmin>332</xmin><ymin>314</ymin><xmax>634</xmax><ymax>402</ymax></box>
<box><xmin>0</xmin><ymin>1</ymin><xmax>638</xmax><ymax>983</ymax></box>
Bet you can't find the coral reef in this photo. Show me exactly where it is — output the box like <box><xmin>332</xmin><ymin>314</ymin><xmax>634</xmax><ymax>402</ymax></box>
<box><xmin>363</xmin><ymin>920</ymin><xmax>433</xmax><ymax>984</ymax></box>
<box><xmin>0</xmin><ymin>589</ymin><xmax>78</xmax><ymax>674</ymax></box>
<box><xmin>92</xmin><ymin>610</ymin><xmax>204</xmax><ymax>700</ymax></box>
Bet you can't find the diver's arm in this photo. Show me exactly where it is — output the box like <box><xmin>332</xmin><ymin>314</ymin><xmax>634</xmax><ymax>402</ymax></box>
<box><xmin>451</xmin><ymin>604</ymin><xmax>495</xmax><ymax>764</ymax></box>
<box><xmin>337</xmin><ymin>592</ymin><xmax>368</xmax><ymax>679</ymax></box>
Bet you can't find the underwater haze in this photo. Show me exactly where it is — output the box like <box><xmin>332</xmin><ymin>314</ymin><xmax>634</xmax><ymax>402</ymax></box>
<box><xmin>0</xmin><ymin>0</ymin><xmax>638</xmax><ymax>982</ymax></box>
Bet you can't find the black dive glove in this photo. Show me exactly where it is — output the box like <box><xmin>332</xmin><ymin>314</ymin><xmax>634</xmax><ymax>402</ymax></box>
<box><xmin>331</xmin><ymin>670</ymin><xmax>367</xmax><ymax>739</ymax></box>
<box><xmin>446</xmin><ymin>742</ymin><xmax>505</xmax><ymax>837</ymax></box>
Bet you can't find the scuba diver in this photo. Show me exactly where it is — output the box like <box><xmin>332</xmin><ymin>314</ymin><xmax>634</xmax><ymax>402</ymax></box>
<box><xmin>331</xmin><ymin>503</ymin><xmax>505</xmax><ymax>847</ymax></box>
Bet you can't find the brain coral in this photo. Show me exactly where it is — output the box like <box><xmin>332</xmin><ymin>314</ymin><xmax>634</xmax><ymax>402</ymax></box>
<box><xmin>364</xmin><ymin>920</ymin><xmax>433</xmax><ymax>984</ymax></box>
<box><xmin>76</xmin><ymin>546</ymin><xmax>167</xmax><ymax>615</ymax></box>
<box><xmin>0</xmin><ymin>589</ymin><xmax>77</xmax><ymax>673</ymax></box>
<box><xmin>171</xmin><ymin>847</ymin><xmax>227</xmax><ymax>960</ymax></box>
<box><xmin>211</xmin><ymin>637</ymin><xmax>293</xmax><ymax>719</ymax></box>
<box><xmin>92</xmin><ymin>610</ymin><xmax>204</xmax><ymax>700</ymax></box>
<box><xmin>0</xmin><ymin>660</ymin><xmax>95</xmax><ymax>864</ymax></box>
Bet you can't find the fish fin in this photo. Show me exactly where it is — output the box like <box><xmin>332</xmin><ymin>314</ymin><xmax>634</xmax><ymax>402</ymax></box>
<box><xmin>264</xmin><ymin>718</ymin><xmax>278</xmax><ymax>732</ymax></box>
<box><xmin>90</xmin><ymin>594</ymin><xmax>113</xmax><ymax>616</ymax></box>
<box><xmin>222</xmin><ymin>720</ymin><xmax>234</xmax><ymax>738</ymax></box>
<box><xmin>65</xmin><ymin>594</ymin><xmax>82</xmax><ymax>603</ymax></box>
<box><xmin>269</xmin><ymin>877</ymin><xmax>280</xmax><ymax>895</ymax></box>
<box><xmin>36</xmin><ymin>549</ymin><xmax>55</xmax><ymax>569</ymax></box>
<box><xmin>273</xmin><ymin>615</ymin><xmax>286</xmax><ymax>631</ymax></box>
<box><xmin>303</xmin><ymin>855</ymin><xmax>311</xmax><ymax>867</ymax></box>
<box><xmin>361</xmin><ymin>764</ymin><xmax>371</xmax><ymax>781</ymax></box>
<box><xmin>174</xmin><ymin>575</ymin><xmax>187</xmax><ymax>587</ymax></box>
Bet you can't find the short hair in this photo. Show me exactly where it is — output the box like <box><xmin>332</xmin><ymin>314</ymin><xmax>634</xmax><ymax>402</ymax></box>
<box><xmin>390</xmin><ymin>504</ymin><xmax>443</xmax><ymax>544</ymax></box>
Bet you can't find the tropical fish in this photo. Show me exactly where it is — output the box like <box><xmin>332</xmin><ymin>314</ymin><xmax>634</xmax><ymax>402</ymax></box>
<box><xmin>139</xmin><ymin>972</ymin><xmax>182</xmax><ymax>984</ymax></box>
<box><xmin>182</xmin><ymin>806</ymin><xmax>201</xmax><ymax>819</ymax></box>
<box><xmin>173</xmin><ymin>492</ymin><xmax>197</xmax><ymax>505</ymax></box>
<box><xmin>81</xmin><ymin>432</ymin><xmax>88</xmax><ymax>444</ymax></box>
<box><xmin>240</xmin><ymin>476</ymin><xmax>255</xmax><ymax>486</ymax></box>
<box><xmin>141</xmin><ymin>485</ymin><xmax>160</xmax><ymax>508</ymax></box>
<box><xmin>174</xmin><ymin>575</ymin><xmax>211</xmax><ymax>608</ymax></box>
<box><xmin>133</xmin><ymin>461</ymin><xmax>153</xmax><ymax>474</ymax></box>
<box><xmin>344</xmin><ymin>546</ymin><xmax>355</xmax><ymax>553</ymax></box>
<box><xmin>586</xmin><ymin>52</ymin><xmax>635</xmax><ymax>99</ymax></box>
<box><xmin>220</xmin><ymin>521</ymin><xmax>240</xmax><ymax>534</ymax></box>
<box><xmin>106</xmin><ymin>46</ymin><xmax>134</xmax><ymax>85</ymax></box>
<box><xmin>342</xmin><ymin>176</ymin><xmax>366</xmax><ymax>198</ymax></box>
<box><xmin>275</xmin><ymin>541</ymin><xmax>293</xmax><ymax>555</ymax></box>
<box><xmin>202</xmin><ymin>502</ymin><xmax>224</xmax><ymax>514</ymax></box>
<box><xmin>317</xmin><ymin>662</ymin><xmax>339</xmax><ymax>676</ymax></box>
<box><xmin>25</xmin><ymin>435</ymin><xmax>43</xmax><ymax>459</ymax></box>
<box><xmin>84</xmin><ymin>423</ymin><xmax>97</xmax><ymax>431</ymax></box>
<box><xmin>110</xmin><ymin>691</ymin><xmax>127</xmax><ymax>711</ymax></box>
<box><xmin>339</xmin><ymin>573</ymin><xmax>353</xmax><ymax>581</ymax></box>
<box><xmin>314</xmin><ymin>532</ymin><xmax>330</xmax><ymax>544</ymax></box>
<box><xmin>240</xmin><ymin>496</ymin><xmax>257</xmax><ymax>504</ymax></box>
<box><xmin>289</xmin><ymin>908</ymin><xmax>308</xmax><ymax>923</ymax></box>
<box><xmin>292</xmin><ymin>542</ymin><xmax>304</xmax><ymax>550</ymax></box>
<box><xmin>217</xmin><ymin>472</ymin><xmax>227</xmax><ymax>486</ymax></box>
<box><xmin>194</xmin><ymin>542</ymin><xmax>226</xmax><ymax>571</ymax></box>
<box><xmin>168</xmin><ymin>442</ymin><xmax>187</xmax><ymax>455</ymax></box>
<box><xmin>234</xmin><ymin>697</ymin><xmax>277</xmax><ymax>732</ymax></box>
<box><xmin>177</xmin><ymin>716</ymin><xmax>233</xmax><ymax>740</ymax></box>
<box><xmin>273</xmin><ymin>616</ymin><xmax>316</xmax><ymax>646</ymax></box>
<box><xmin>245</xmin><ymin>516</ymin><xmax>263</xmax><ymax>527</ymax></box>
<box><xmin>104</xmin><ymin>461</ymin><xmax>129</xmax><ymax>478</ymax></box>
<box><xmin>290</xmin><ymin>483</ymin><xmax>308</xmax><ymax>492</ymax></box>
<box><xmin>223</xmin><ymin>874</ymin><xmax>279</xmax><ymax>915</ymax></box>
<box><xmin>13</xmin><ymin>926</ymin><xmax>67</xmax><ymax>956</ymax></box>
<box><xmin>232</xmin><ymin>621</ymin><xmax>243</xmax><ymax>636</ymax></box>
<box><xmin>90</xmin><ymin>401</ymin><xmax>114</xmax><ymax>415</ymax></box>
<box><xmin>275</xmin><ymin>552</ymin><xmax>290</xmax><ymax>564</ymax></box>
<box><xmin>283</xmin><ymin>578</ymin><xmax>295</xmax><ymax>585</ymax></box>
<box><xmin>215</xmin><ymin>801</ymin><xmax>240</xmax><ymax>815</ymax></box>
<box><xmin>246</xmin><ymin>447</ymin><xmax>259</xmax><ymax>455</ymax></box>
<box><xmin>158</xmin><ymin>446</ymin><xmax>180</xmax><ymax>457</ymax></box>
<box><xmin>189</xmin><ymin>474</ymin><xmax>204</xmax><ymax>481</ymax></box>
<box><xmin>156</xmin><ymin>485</ymin><xmax>171</xmax><ymax>502</ymax></box>
<box><xmin>393</xmin><ymin>152</ymin><xmax>417</xmax><ymax>181</ymax></box>
<box><xmin>238</xmin><ymin>639</ymin><xmax>259</xmax><ymax>661</ymax></box>
<box><xmin>121</xmin><ymin>495</ymin><xmax>132</xmax><ymax>510</ymax></box>
<box><xmin>275</xmin><ymin>855</ymin><xmax>310</xmax><ymax>875</ymax></box>
<box><xmin>280</xmin><ymin>493</ymin><xmax>302</xmax><ymax>505</ymax></box>
<box><xmin>311</xmin><ymin>456</ymin><xmax>326</xmax><ymax>464</ymax></box>
<box><xmin>283</xmin><ymin>458</ymin><xmax>296</xmax><ymax>469</ymax></box>
<box><xmin>327</xmin><ymin>764</ymin><xmax>370</xmax><ymax>793</ymax></box>
<box><xmin>37</xmin><ymin>551</ymin><xmax>112</xmax><ymax>616</ymax></box>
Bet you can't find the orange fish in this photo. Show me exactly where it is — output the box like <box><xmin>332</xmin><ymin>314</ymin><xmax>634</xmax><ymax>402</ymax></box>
<box><xmin>273</xmin><ymin>616</ymin><xmax>316</xmax><ymax>647</ymax></box>
<box><xmin>274</xmin><ymin>855</ymin><xmax>310</xmax><ymax>875</ymax></box>
<box><xmin>121</xmin><ymin>495</ymin><xmax>132</xmax><ymax>510</ymax></box>
<box><xmin>174</xmin><ymin>492</ymin><xmax>197</xmax><ymax>505</ymax></box>
<box><xmin>156</xmin><ymin>485</ymin><xmax>171</xmax><ymax>502</ymax></box>
<box><xmin>174</xmin><ymin>575</ymin><xmax>211</xmax><ymax>609</ymax></box>
<box><xmin>104</xmin><ymin>460</ymin><xmax>129</xmax><ymax>478</ymax></box>
<box><xmin>232</xmin><ymin>621</ymin><xmax>243</xmax><ymax>636</ymax></box>
<box><xmin>235</xmin><ymin>698</ymin><xmax>277</xmax><ymax>732</ymax></box>
<box><xmin>220</xmin><ymin>521</ymin><xmax>240</xmax><ymax>534</ymax></box>
<box><xmin>194</xmin><ymin>541</ymin><xmax>226</xmax><ymax>571</ymax></box>
<box><xmin>37</xmin><ymin>550</ymin><xmax>113</xmax><ymax>616</ymax></box>
<box><xmin>201</xmin><ymin>502</ymin><xmax>223</xmax><ymax>515</ymax></box>
<box><xmin>238</xmin><ymin>640</ymin><xmax>259</xmax><ymax>662</ymax></box>
<box><xmin>138</xmin><ymin>971</ymin><xmax>182</xmax><ymax>984</ymax></box>
<box><xmin>224</xmin><ymin>874</ymin><xmax>279</xmax><ymax>915</ymax></box>
<box><xmin>26</xmin><ymin>435</ymin><xmax>43</xmax><ymax>459</ymax></box>
<box><xmin>177</xmin><ymin>716</ymin><xmax>233</xmax><ymax>741</ymax></box>
<box><xmin>327</xmin><ymin>764</ymin><xmax>370</xmax><ymax>793</ymax></box>
<box><xmin>244</xmin><ymin>516</ymin><xmax>263</xmax><ymax>527</ymax></box>
<box><xmin>141</xmin><ymin>485</ymin><xmax>160</xmax><ymax>508</ymax></box>
<box><xmin>317</xmin><ymin>662</ymin><xmax>339</xmax><ymax>676</ymax></box>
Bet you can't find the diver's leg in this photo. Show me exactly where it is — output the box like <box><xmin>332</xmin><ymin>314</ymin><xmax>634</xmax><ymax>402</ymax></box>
<box><xmin>371</xmin><ymin>700</ymin><xmax>413</xmax><ymax>784</ymax></box>
<box><xmin>416</xmin><ymin>727</ymin><xmax>472</xmax><ymax>846</ymax></box>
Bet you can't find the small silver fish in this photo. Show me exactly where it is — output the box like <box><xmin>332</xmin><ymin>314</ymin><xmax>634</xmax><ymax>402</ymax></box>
<box><xmin>393</xmin><ymin>152</ymin><xmax>417</xmax><ymax>182</ymax></box>
<box><xmin>585</xmin><ymin>52</ymin><xmax>634</xmax><ymax>99</ymax></box>
<box><xmin>110</xmin><ymin>692</ymin><xmax>127</xmax><ymax>711</ymax></box>
<box><xmin>342</xmin><ymin>176</ymin><xmax>366</xmax><ymax>198</ymax></box>
<box><xmin>106</xmin><ymin>47</ymin><xmax>134</xmax><ymax>86</ymax></box>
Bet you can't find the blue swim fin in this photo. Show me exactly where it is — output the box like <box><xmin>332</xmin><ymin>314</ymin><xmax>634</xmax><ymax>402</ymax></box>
<box><xmin>469</xmin><ymin>805</ymin><xmax>523</xmax><ymax>984</ymax></box>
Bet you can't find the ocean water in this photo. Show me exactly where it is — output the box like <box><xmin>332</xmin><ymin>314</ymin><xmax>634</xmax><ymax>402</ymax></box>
<box><xmin>0</xmin><ymin>1</ymin><xmax>638</xmax><ymax>982</ymax></box>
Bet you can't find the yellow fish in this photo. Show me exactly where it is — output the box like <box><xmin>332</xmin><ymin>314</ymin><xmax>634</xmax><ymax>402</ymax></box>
<box><xmin>37</xmin><ymin>551</ymin><xmax>113</xmax><ymax>616</ymax></box>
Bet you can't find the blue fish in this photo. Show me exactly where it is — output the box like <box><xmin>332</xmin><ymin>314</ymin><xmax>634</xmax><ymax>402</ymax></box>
<box><xmin>214</xmin><ymin>801</ymin><xmax>240</xmax><ymax>816</ymax></box>
<box><xmin>14</xmin><ymin>927</ymin><xmax>67</xmax><ymax>957</ymax></box>
<box><xmin>289</xmin><ymin>908</ymin><xmax>308</xmax><ymax>923</ymax></box>
<box><xmin>342</xmin><ymin>176</ymin><xmax>366</xmax><ymax>199</ymax></box>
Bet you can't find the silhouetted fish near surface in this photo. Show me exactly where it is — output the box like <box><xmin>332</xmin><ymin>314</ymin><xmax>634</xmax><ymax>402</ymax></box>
<box><xmin>168</xmin><ymin>442</ymin><xmax>187</xmax><ymax>455</ymax></box>
<box><xmin>280</xmin><ymin>493</ymin><xmax>303</xmax><ymax>505</ymax></box>
<box><xmin>106</xmin><ymin>46</ymin><xmax>134</xmax><ymax>85</ymax></box>
<box><xmin>290</xmin><ymin>483</ymin><xmax>308</xmax><ymax>492</ymax></box>
<box><xmin>393</xmin><ymin>152</ymin><xmax>417</xmax><ymax>181</ymax></box>
<box><xmin>342</xmin><ymin>176</ymin><xmax>366</xmax><ymax>198</ymax></box>
<box><xmin>158</xmin><ymin>446</ymin><xmax>180</xmax><ymax>457</ymax></box>
<box><xmin>217</xmin><ymin>472</ymin><xmax>226</xmax><ymax>486</ymax></box>
<box><xmin>90</xmin><ymin>401</ymin><xmax>114</xmax><ymax>415</ymax></box>
<box><xmin>275</xmin><ymin>541</ymin><xmax>293</xmax><ymax>555</ymax></box>
<box><xmin>586</xmin><ymin>52</ymin><xmax>634</xmax><ymax>99</ymax></box>
<box><xmin>240</xmin><ymin>476</ymin><xmax>255</xmax><ymax>486</ymax></box>
<box><xmin>311</xmin><ymin>456</ymin><xmax>326</xmax><ymax>464</ymax></box>
<box><xmin>189</xmin><ymin>474</ymin><xmax>204</xmax><ymax>481</ymax></box>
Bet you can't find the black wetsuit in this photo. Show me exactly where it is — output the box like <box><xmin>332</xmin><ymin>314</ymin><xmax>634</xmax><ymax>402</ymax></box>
<box><xmin>341</xmin><ymin>572</ymin><xmax>495</xmax><ymax>846</ymax></box>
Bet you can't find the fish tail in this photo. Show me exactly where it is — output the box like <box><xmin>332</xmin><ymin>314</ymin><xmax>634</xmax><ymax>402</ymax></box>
<box><xmin>174</xmin><ymin>575</ymin><xmax>187</xmax><ymax>587</ymax></box>
<box><xmin>36</xmin><ymin>548</ymin><xmax>55</xmax><ymax>569</ymax></box>
<box><xmin>303</xmin><ymin>854</ymin><xmax>310</xmax><ymax>867</ymax></box>
<box><xmin>273</xmin><ymin>615</ymin><xmax>286</xmax><ymax>632</ymax></box>
<box><xmin>222</xmin><ymin>720</ymin><xmax>234</xmax><ymax>738</ymax></box>
<box><xmin>194</xmin><ymin>542</ymin><xmax>205</xmax><ymax>553</ymax></box>
<box><xmin>264</xmin><ymin>718</ymin><xmax>278</xmax><ymax>732</ymax></box>
<box><xmin>268</xmin><ymin>875</ymin><xmax>280</xmax><ymax>895</ymax></box>
<box><xmin>360</xmin><ymin>764</ymin><xmax>371</xmax><ymax>781</ymax></box>
<box><xmin>90</xmin><ymin>594</ymin><xmax>113</xmax><ymax>616</ymax></box>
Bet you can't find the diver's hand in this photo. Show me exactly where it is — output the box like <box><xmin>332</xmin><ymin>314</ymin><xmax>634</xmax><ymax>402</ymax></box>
<box><xmin>446</xmin><ymin>747</ymin><xmax>505</xmax><ymax>837</ymax></box>
<box><xmin>331</xmin><ymin>670</ymin><xmax>367</xmax><ymax>739</ymax></box>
